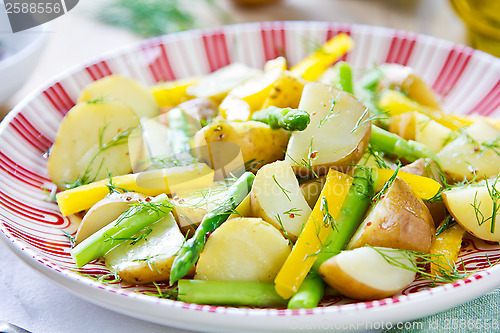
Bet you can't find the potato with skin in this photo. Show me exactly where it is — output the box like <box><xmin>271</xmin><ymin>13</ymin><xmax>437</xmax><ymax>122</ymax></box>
<box><xmin>194</xmin><ymin>218</ymin><xmax>291</xmax><ymax>282</ymax></box>
<box><xmin>75</xmin><ymin>192</ymin><xmax>145</xmax><ymax>245</ymax></box>
<box><xmin>78</xmin><ymin>75</ymin><xmax>159</xmax><ymax>120</ymax></box>
<box><xmin>194</xmin><ymin>118</ymin><xmax>290</xmax><ymax>172</ymax></box>
<box><xmin>437</xmin><ymin>120</ymin><xmax>500</xmax><ymax>181</ymax></box>
<box><xmin>347</xmin><ymin>177</ymin><xmax>435</xmax><ymax>253</ymax></box>
<box><xmin>250</xmin><ymin>161</ymin><xmax>312</xmax><ymax>241</ymax></box>
<box><xmin>319</xmin><ymin>246</ymin><xmax>416</xmax><ymax>300</ymax></box>
<box><xmin>47</xmin><ymin>100</ymin><xmax>139</xmax><ymax>188</ymax></box>
<box><xmin>104</xmin><ymin>213</ymin><xmax>188</xmax><ymax>284</ymax></box>
<box><xmin>442</xmin><ymin>179</ymin><xmax>500</xmax><ymax>242</ymax></box>
<box><xmin>285</xmin><ymin>82</ymin><xmax>371</xmax><ymax>178</ymax></box>
<box><xmin>300</xmin><ymin>176</ymin><xmax>327</xmax><ymax>209</ymax></box>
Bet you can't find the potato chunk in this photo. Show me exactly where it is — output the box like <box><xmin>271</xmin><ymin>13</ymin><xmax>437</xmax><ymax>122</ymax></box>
<box><xmin>194</xmin><ymin>218</ymin><xmax>291</xmax><ymax>282</ymax></box>
<box><xmin>347</xmin><ymin>177</ymin><xmax>435</xmax><ymax>253</ymax></box>
<box><xmin>285</xmin><ymin>82</ymin><xmax>370</xmax><ymax>177</ymax></box>
<box><xmin>47</xmin><ymin>100</ymin><xmax>139</xmax><ymax>187</ymax></box>
<box><xmin>250</xmin><ymin>160</ymin><xmax>312</xmax><ymax>241</ymax></box>
<box><xmin>443</xmin><ymin>179</ymin><xmax>500</xmax><ymax>242</ymax></box>
<box><xmin>78</xmin><ymin>75</ymin><xmax>159</xmax><ymax>120</ymax></box>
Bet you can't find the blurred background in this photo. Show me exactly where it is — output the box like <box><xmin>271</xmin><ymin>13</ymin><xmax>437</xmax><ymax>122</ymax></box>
<box><xmin>0</xmin><ymin>0</ymin><xmax>496</xmax><ymax>119</ymax></box>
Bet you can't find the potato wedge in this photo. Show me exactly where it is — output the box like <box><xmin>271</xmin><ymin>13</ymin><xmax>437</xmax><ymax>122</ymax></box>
<box><xmin>347</xmin><ymin>177</ymin><xmax>435</xmax><ymax>253</ymax></box>
<box><xmin>319</xmin><ymin>246</ymin><xmax>416</xmax><ymax>300</ymax></box>
<box><xmin>47</xmin><ymin>100</ymin><xmax>139</xmax><ymax>188</ymax></box>
<box><xmin>186</xmin><ymin>63</ymin><xmax>259</xmax><ymax>103</ymax></box>
<box><xmin>194</xmin><ymin>118</ymin><xmax>290</xmax><ymax>172</ymax></box>
<box><xmin>437</xmin><ymin>120</ymin><xmax>500</xmax><ymax>181</ymax></box>
<box><xmin>104</xmin><ymin>213</ymin><xmax>186</xmax><ymax>284</ymax></box>
<box><xmin>250</xmin><ymin>161</ymin><xmax>312</xmax><ymax>241</ymax></box>
<box><xmin>299</xmin><ymin>176</ymin><xmax>327</xmax><ymax>209</ymax></box>
<box><xmin>285</xmin><ymin>82</ymin><xmax>371</xmax><ymax>178</ymax></box>
<box><xmin>442</xmin><ymin>179</ymin><xmax>500</xmax><ymax>242</ymax></box>
<box><xmin>261</xmin><ymin>71</ymin><xmax>305</xmax><ymax>109</ymax></box>
<box><xmin>78</xmin><ymin>75</ymin><xmax>159</xmax><ymax>119</ymax></box>
<box><xmin>194</xmin><ymin>218</ymin><xmax>291</xmax><ymax>282</ymax></box>
<box><xmin>75</xmin><ymin>192</ymin><xmax>145</xmax><ymax>245</ymax></box>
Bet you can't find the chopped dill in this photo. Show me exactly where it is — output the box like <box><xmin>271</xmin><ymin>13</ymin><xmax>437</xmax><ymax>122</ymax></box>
<box><xmin>105</xmin><ymin>170</ymin><xmax>131</xmax><ymax>195</ymax></box>
<box><xmin>143</xmin><ymin>282</ymin><xmax>178</xmax><ymax>300</ymax></box>
<box><xmin>318</xmin><ymin>91</ymin><xmax>341</xmax><ymax>128</ymax></box>
<box><xmin>435</xmin><ymin>215</ymin><xmax>457</xmax><ymax>237</ymax></box>
<box><xmin>275</xmin><ymin>214</ymin><xmax>293</xmax><ymax>246</ymax></box>
<box><xmin>272</xmin><ymin>175</ymin><xmax>292</xmax><ymax>202</ymax></box>
<box><xmin>61</xmin><ymin>229</ymin><xmax>76</xmax><ymax>247</ymax></box>
<box><xmin>471</xmin><ymin>175</ymin><xmax>500</xmax><ymax>233</ymax></box>
<box><xmin>66</xmin><ymin>125</ymin><xmax>138</xmax><ymax>189</ymax></box>
<box><xmin>133</xmin><ymin>255</ymin><xmax>162</xmax><ymax>273</ymax></box>
<box><xmin>283</xmin><ymin>207</ymin><xmax>302</xmax><ymax>216</ymax></box>
<box><xmin>372</xmin><ymin>163</ymin><xmax>401</xmax><ymax>203</ymax></box>
<box><xmin>320</xmin><ymin>197</ymin><xmax>338</xmax><ymax>232</ymax></box>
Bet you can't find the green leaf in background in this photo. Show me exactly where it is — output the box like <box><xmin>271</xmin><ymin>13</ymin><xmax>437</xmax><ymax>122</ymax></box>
<box><xmin>97</xmin><ymin>0</ymin><xmax>226</xmax><ymax>37</ymax></box>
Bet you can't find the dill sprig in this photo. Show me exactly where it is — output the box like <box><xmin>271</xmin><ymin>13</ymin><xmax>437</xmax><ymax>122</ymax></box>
<box><xmin>320</xmin><ymin>197</ymin><xmax>338</xmax><ymax>232</ymax></box>
<box><xmin>318</xmin><ymin>91</ymin><xmax>341</xmax><ymax>128</ymax></box>
<box><xmin>275</xmin><ymin>214</ymin><xmax>293</xmax><ymax>246</ymax></box>
<box><xmin>115</xmin><ymin>199</ymin><xmax>174</xmax><ymax>226</ymax></box>
<box><xmin>61</xmin><ymin>229</ymin><xmax>76</xmax><ymax>247</ymax></box>
<box><xmin>285</xmin><ymin>138</ymin><xmax>319</xmax><ymax>178</ymax></box>
<box><xmin>105</xmin><ymin>170</ymin><xmax>131</xmax><ymax>195</ymax></box>
<box><xmin>272</xmin><ymin>175</ymin><xmax>292</xmax><ymax>202</ymax></box>
<box><xmin>471</xmin><ymin>175</ymin><xmax>500</xmax><ymax>233</ymax></box>
<box><xmin>96</xmin><ymin>0</ymin><xmax>226</xmax><ymax>37</ymax></box>
<box><xmin>143</xmin><ymin>282</ymin><xmax>179</xmax><ymax>300</ymax></box>
<box><xmin>133</xmin><ymin>255</ymin><xmax>162</xmax><ymax>273</ymax></box>
<box><xmin>369</xmin><ymin>246</ymin><xmax>470</xmax><ymax>284</ymax></box>
<box><xmin>435</xmin><ymin>215</ymin><xmax>457</xmax><ymax>237</ymax></box>
<box><xmin>283</xmin><ymin>208</ymin><xmax>302</xmax><ymax>216</ymax></box>
<box><xmin>372</xmin><ymin>163</ymin><xmax>401</xmax><ymax>203</ymax></box>
<box><xmin>104</xmin><ymin>228</ymin><xmax>153</xmax><ymax>245</ymax></box>
<box><xmin>66</xmin><ymin>125</ymin><xmax>137</xmax><ymax>189</ymax></box>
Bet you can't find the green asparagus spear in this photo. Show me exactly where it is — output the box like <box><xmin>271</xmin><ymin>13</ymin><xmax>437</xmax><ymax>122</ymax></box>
<box><xmin>71</xmin><ymin>193</ymin><xmax>174</xmax><ymax>267</ymax></box>
<box><xmin>287</xmin><ymin>272</ymin><xmax>324</xmax><ymax>309</ymax></box>
<box><xmin>166</xmin><ymin>107</ymin><xmax>195</xmax><ymax>154</ymax></box>
<box><xmin>288</xmin><ymin>167</ymin><xmax>375</xmax><ymax>309</ymax></box>
<box><xmin>178</xmin><ymin>280</ymin><xmax>287</xmax><ymax>307</ymax></box>
<box><xmin>370</xmin><ymin>125</ymin><xmax>438</xmax><ymax>162</ymax></box>
<box><xmin>335</xmin><ymin>61</ymin><xmax>353</xmax><ymax>94</ymax></box>
<box><xmin>251</xmin><ymin>106</ymin><xmax>310</xmax><ymax>131</ymax></box>
<box><xmin>169</xmin><ymin>172</ymin><xmax>255</xmax><ymax>285</ymax></box>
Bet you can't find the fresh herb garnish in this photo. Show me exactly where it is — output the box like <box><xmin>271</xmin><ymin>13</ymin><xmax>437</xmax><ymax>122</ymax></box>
<box><xmin>272</xmin><ymin>175</ymin><xmax>292</xmax><ymax>202</ymax></box>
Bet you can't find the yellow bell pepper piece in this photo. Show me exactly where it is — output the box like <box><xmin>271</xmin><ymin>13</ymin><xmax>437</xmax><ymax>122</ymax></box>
<box><xmin>57</xmin><ymin>163</ymin><xmax>213</xmax><ymax>216</ymax></box>
<box><xmin>274</xmin><ymin>169</ymin><xmax>353</xmax><ymax>299</ymax></box>
<box><xmin>430</xmin><ymin>222</ymin><xmax>466</xmax><ymax>277</ymax></box>
<box><xmin>151</xmin><ymin>77</ymin><xmax>199</xmax><ymax>107</ymax></box>
<box><xmin>290</xmin><ymin>33</ymin><xmax>354</xmax><ymax>81</ymax></box>
<box><xmin>377</xmin><ymin>90</ymin><xmax>472</xmax><ymax>130</ymax></box>
<box><xmin>375</xmin><ymin>168</ymin><xmax>441</xmax><ymax>201</ymax></box>
<box><xmin>264</xmin><ymin>56</ymin><xmax>287</xmax><ymax>72</ymax></box>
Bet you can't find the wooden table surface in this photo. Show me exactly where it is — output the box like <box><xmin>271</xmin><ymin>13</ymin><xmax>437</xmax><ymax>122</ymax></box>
<box><xmin>0</xmin><ymin>0</ymin><xmax>466</xmax><ymax>120</ymax></box>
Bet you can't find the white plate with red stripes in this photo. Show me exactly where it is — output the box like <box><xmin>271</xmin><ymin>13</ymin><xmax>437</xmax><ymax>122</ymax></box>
<box><xmin>1</xmin><ymin>21</ymin><xmax>500</xmax><ymax>332</ymax></box>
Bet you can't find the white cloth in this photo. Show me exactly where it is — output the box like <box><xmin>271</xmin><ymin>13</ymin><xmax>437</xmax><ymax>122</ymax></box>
<box><xmin>0</xmin><ymin>242</ymin><xmax>193</xmax><ymax>333</ymax></box>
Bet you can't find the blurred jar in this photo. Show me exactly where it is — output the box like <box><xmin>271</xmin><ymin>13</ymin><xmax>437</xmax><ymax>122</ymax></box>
<box><xmin>450</xmin><ymin>0</ymin><xmax>500</xmax><ymax>57</ymax></box>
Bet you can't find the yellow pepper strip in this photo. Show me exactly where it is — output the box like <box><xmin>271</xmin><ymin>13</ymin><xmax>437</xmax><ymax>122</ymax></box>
<box><xmin>290</xmin><ymin>33</ymin><xmax>354</xmax><ymax>81</ymax></box>
<box><xmin>430</xmin><ymin>222</ymin><xmax>466</xmax><ymax>277</ymax></box>
<box><xmin>151</xmin><ymin>77</ymin><xmax>199</xmax><ymax>107</ymax></box>
<box><xmin>375</xmin><ymin>168</ymin><xmax>441</xmax><ymax>201</ymax></box>
<box><xmin>228</xmin><ymin>194</ymin><xmax>251</xmax><ymax>220</ymax></box>
<box><xmin>57</xmin><ymin>163</ymin><xmax>213</xmax><ymax>216</ymax></box>
<box><xmin>377</xmin><ymin>90</ymin><xmax>473</xmax><ymax>130</ymax></box>
<box><xmin>274</xmin><ymin>169</ymin><xmax>353</xmax><ymax>299</ymax></box>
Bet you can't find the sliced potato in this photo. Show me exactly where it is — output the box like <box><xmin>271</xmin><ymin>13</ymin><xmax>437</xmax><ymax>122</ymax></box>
<box><xmin>194</xmin><ymin>118</ymin><xmax>290</xmax><ymax>172</ymax></box>
<box><xmin>437</xmin><ymin>120</ymin><xmax>500</xmax><ymax>181</ymax></box>
<box><xmin>285</xmin><ymin>82</ymin><xmax>371</xmax><ymax>178</ymax></box>
<box><xmin>78</xmin><ymin>75</ymin><xmax>159</xmax><ymax>119</ymax></box>
<box><xmin>250</xmin><ymin>160</ymin><xmax>312</xmax><ymax>241</ymax></box>
<box><xmin>75</xmin><ymin>192</ymin><xmax>145</xmax><ymax>245</ymax></box>
<box><xmin>104</xmin><ymin>213</ymin><xmax>186</xmax><ymax>284</ymax></box>
<box><xmin>261</xmin><ymin>71</ymin><xmax>305</xmax><ymax>109</ymax></box>
<box><xmin>194</xmin><ymin>218</ymin><xmax>291</xmax><ymax>282</ymax></box>
<box><xmin>414</xmin><ymin>113</ymin><xmax>452</xmax><ymax>154</ymax></box>
<box><xmin>347</xmin><ymin>177</ymin><xmax>435</xmax><ymax>253</ymax></box>
<box><xmin>319</xmin><ymin>246</ymin><xmax>416</xmax><ymax>300</ymax></box>
<box><xmin>48</xmin><ymin>100</ymin><xmax>139</xmax><ymax>187</ymax></box>
<box><xmin>442</xmin><ymin>179</ymin><xmax>500</xmax><ymax>242</ymax></box>
<box><xmin>186</xmin><ymin>63</ymin><xmax>259</xmax><ymax>102</ymax></box>
<box><xmin>379</xmin><ymin>64</ymin><xmax>441</xmax><ymax>109</ymax></box>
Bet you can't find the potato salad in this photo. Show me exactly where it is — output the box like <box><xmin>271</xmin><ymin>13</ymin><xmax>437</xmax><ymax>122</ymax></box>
<box><xmin>49</xmin><ymin>34</ymin><xmax>500</xmax><ymax>308</ymax></box>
